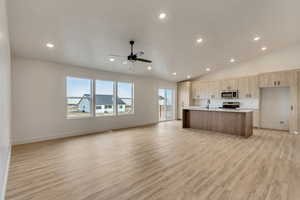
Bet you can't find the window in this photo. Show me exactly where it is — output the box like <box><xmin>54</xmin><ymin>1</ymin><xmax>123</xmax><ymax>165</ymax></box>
<box><xmin>158</xmin><ymin>89</ymin><xmax>174</xmax><ymax>121</ymax></box>
<box><xmin>66</xmin><ymin>78</ymin><xmax>134</xmax><ymax>118</ymax></box>
<box><xmin>95</xmin><ymin>80</ymin><xmax>115</xmax><ymax>116</ymax></box>
<box><xmin>117</xmin><ymin>82</ymin><xmax>134</xmax><ymax>114</ymax></box>
<box><xmin>66</xmin><ymin>77</ymin><xmax>92</xmax><ymax>118</ymax></box>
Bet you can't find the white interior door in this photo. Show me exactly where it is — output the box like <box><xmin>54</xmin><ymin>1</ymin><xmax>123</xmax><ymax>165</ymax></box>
<box><xmin>260</xmin><ymin>87</ymin><xmax>290</xmax><ymax>131</ymax></box>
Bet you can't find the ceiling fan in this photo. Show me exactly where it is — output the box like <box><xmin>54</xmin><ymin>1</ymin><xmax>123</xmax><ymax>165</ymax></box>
<box><xmin>110</xmin><ymin>41</ymin><xmax>152</xmax><ymax>64</ymax></box>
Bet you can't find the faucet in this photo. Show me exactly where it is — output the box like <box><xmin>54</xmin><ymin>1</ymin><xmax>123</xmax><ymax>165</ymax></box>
<box><xmin>206</xmin><ymin>99</ymin><xmax>211</xmax><ymax>109</ymax></box>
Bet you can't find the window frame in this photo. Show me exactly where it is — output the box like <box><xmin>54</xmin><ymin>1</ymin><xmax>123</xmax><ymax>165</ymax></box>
<box><xmin>116</xmin><ymin>81</ymin><xmax>135</xmax><ymax>116</ymax></box>
<box><xmin>65</xmin><ymin>77</ymin><xmax>134</xmax><ymax>119</ymax></box>
<box><xmin>66</xmin><ymin>76</ymin><xmax>94</xmax><ymax>119</ymax></box>
<box><xmin>94</xmin><ymin>79</ymin><xmax>116</xmax><ymax>117</ymax></box>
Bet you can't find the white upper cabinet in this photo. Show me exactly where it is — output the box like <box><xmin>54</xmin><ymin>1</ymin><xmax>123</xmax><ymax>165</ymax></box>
<box><xmin>237</xmin><ymin>77</ymin><xmax>249</xmax><ymax>99</ymax></box>
<box><xmin>192</xmin><ymin>81</ymin><xmax>209</xmax><ymax>99</ymax></box>
<box><xmin>190</xmin><ymin>69</ymin><xmax>296</xmax><ymax>101</ymax></box>
<box><xmin>178</xmin><ymin>81</ymin><xmax>192</xmax><ymax>106</ymax></box>
<box><xmin>177</xmin><ymin>81</ymin><xmax>192</xmax><ymax>119</ymax></box>
<box><xmin>192</xmin><ymin>81</ymin><xmax>201</xmax><ymax>99</ymax></box>
<box><xmin>236</xmin><ymin>76</ymin><xmax>258</xmax><ymax>99</ymax></box>
<box><xmin>220</xmin><ymin>79</ymin><xmax>237</xmax><ymax>91</ymax></box>
<box><xmin>208</xmin><ymin>81</ymin><xmax>220</xmax><ymax>99</ymax></box>
<box><xmin>248</xmin><ymin>76</ymin><xmax>259</xmax><ymax>99</ymax></box>
<box><xmin>259</xmin><ymin>71</ymin><xmax>292</xmax><ymax>88</ymax></box>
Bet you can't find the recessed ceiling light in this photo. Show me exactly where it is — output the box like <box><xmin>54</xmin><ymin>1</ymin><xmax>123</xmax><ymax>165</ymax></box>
<box><xmin>196</xmin><ymin>38</ymin><xmax>203</xmax><ymax>43</ymax></box>
<box><xmin>147</xmin><ymin>66</ymin><xmax>152</xmax><ymax>70</ymax></box>
<box><xmin>109</xmin><ymin>58</ymin><xmax>115</xmax><ymax>62</ymax></box>
<box><xmin>172</xmin><ymin>72</ymin><xmax>177</xmax><ymax>76</ymax></box>
<box><xmin>159</xmin><ymin>13</ymin><xmax>166</xmax><ymax>19</ymax></box>
<box><xmin>253</xmin><ymin>36</ymin><xmax>261</xmax><ymax>41</ymax></box>
<box><xmin>187</xmin><ymin>75</ymin><xmax>191</xmax><ymax>79</ymax></box>
<box><xmin>206</xmin><ymin>68</ymin><xmax>211</xmax><ymax>72</ymax></box>
<box><xmin>261</xmin><ymin>46</ymin><xmax>267</xmax><ymax>51</ymax></box>
<box><xmin>230</xmin><ymin>58</ymin><xmax>235</xmax><ymax>63</ymax></box>
<box><xmin>46</xmin><ymin>43</ymin><xmax>54</xmax><ymax>48</ymax></box>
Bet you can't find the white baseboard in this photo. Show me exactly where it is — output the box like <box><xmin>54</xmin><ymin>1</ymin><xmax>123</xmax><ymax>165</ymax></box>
<box><xmin>1</xmin><ymin>145</ymin><xmax>11</xmax><ymax>200</ymax></box>
<box><xmin>13</xmin><ymin>129</ymin><xmax>103</xmax><ymax>145</ymax></box>
<box><xmin>12</xmin><ymin>122</ymin><xmax>158</xmax><ymax>145</ymax></box>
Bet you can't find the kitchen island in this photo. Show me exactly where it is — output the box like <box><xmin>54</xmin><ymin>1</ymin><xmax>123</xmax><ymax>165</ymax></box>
<box><xmin>182</xmin><ymin>107</ymin><xmax>253</xmax><ymax>138</ymax></box>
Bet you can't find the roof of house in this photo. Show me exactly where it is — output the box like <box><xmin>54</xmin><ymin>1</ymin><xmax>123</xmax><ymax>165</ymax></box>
<box><xmin>67</xmin><ymin>98</ymin><xmax>81</xmax><ymax>105</ymax></box>
<box><xmin>79</xmin><ymin>94</ymin><xmax>126</xmax><ymax>105</ymax></box>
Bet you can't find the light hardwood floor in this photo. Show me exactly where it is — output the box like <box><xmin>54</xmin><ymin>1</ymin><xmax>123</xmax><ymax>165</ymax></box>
<box><xmin>6</xmin><ymin>121</ymin><xmax>300</xmax><ymax>200</ymax></box>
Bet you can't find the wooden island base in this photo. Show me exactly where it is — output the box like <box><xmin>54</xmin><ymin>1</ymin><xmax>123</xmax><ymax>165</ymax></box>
<box><xmin>183</xmin><ymin>108</ymin><xmax>253</xmax><ymax>138</ymax></box>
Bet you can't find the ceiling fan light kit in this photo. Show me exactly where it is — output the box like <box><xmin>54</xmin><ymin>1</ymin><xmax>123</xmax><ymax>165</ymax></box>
<box><xmin>110</xmin><ymin>41</ymin><xmax>152</xmax><ymax>65</ymax></box>
<box><xmin>127</xmin><ymin>41</ymin><xmax>152</xmax><ymax>63</ymax></box>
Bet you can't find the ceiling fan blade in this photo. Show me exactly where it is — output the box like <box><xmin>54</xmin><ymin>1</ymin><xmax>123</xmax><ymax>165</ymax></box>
<box><xmin>109</xmin><ymin>54</ymin><xmax>126</xmax><ymax>58</ymax></box>
<box><xmin>135</xmin><ymin>58</ymin><xmax>152</xmax><ymax>63</ymax></box>
<box><xmin>135</xmin><ymin>51</ymin><xmax>145</xmax><ymax>57</ymax></box>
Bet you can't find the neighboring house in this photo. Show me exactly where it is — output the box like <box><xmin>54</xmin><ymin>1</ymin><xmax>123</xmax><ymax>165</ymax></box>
<box><xmin>67</xmin><ymin>97</ymin><xmax>81</xmax><ymax>106</ymax></box>
<box><xmin>78</xmin><ymin>94</ymin><xmax>126</xmax><ymax>113</ymax></box>
<box><xmin>67</xmin><ymin>97</ymin><xmax>82</xmax><ymax>113</ymax></box>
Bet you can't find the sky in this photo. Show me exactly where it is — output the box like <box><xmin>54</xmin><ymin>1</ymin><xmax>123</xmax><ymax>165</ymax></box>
<box><xmin>159</xmin><ymin>89</ymin><xmax>173</xmax><ymax>105</ymax></box>
<box><xmin>67</xmin><ymin>77</ymin><xmax>132</xmax><ymax>98</ymax></box>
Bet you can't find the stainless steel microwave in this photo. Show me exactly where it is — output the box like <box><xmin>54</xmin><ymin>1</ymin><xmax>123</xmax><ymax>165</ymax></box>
<box><xmin>221</xmin><ymin>91</ymin><xmax>239</xmax><ymax>99</ymax></box>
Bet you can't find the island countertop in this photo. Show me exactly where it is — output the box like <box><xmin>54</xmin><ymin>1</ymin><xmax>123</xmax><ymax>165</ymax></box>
<box><xmin>183</xmin><ymin>106</ymin><xmax>254</xmax><ymax>113</ymax></box>
<box><xmin>182</xmin><ymin>107</ymin><xmax>253</xmax><ymax>137</ymax></box>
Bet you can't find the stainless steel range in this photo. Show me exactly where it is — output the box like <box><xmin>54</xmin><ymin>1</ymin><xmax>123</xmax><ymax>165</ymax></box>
<box><xmin>220</xmin><ymin>102</ymin><xmax>240</xmax><ymax>109</ymax></box>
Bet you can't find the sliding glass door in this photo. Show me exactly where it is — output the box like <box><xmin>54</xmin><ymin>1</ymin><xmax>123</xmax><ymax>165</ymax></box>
<box><xmin>158</xmin><ymin>89</ymin><xmax>174</xmax><ymax>121</ymax></box>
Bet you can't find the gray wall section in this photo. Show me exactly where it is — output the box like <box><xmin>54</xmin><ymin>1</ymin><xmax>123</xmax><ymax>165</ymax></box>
<box><xmin>0</xmin><ymin>0</ymin><xmax>11</xmax><ymax>199</ymax></box>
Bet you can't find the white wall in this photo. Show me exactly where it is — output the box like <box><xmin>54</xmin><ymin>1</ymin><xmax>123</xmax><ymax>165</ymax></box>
<box><xmin>199</xmin><ymin>42</ymin><xmax>300</xmax><ymax>80</ymax></box>
<box><xmin>260</xmin><ymin>87</ymin><xmax>290</xmax><ymax>130</ymax></box>
<box><xmin>0</xmin><ymin>0</ymin><xmax>11</xmax><ymax>199</ymax></box>
<box><xmin>11</xmin><ymin>57</ymin><xmax>177</xmax><ymax>144</ymax></box>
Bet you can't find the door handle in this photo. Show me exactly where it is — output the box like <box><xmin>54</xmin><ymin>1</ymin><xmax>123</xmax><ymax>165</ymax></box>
<box><xmin>291</xmin><ymin>105</ymin><xmax>294</xmax><ymax>111</ymax></box>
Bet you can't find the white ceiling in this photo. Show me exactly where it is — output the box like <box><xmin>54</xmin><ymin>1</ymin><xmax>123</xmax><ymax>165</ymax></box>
<box><xmin>7</xmin><ymin>0</ymin><xmax>300</xmax><ymax>81</ymax></box>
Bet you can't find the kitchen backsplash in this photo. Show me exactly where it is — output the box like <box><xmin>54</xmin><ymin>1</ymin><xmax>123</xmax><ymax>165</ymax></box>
<box><xmin>193</xmin><ymin>98</ymin><xmax>259</xmax><ymax>109</ymax></box>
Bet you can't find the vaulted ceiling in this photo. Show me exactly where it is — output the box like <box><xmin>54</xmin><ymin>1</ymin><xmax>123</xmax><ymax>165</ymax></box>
<box><xmin>7</xmin><ymin>0</ymin><xmax>300</xmax><ymax>81</ymax></box>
